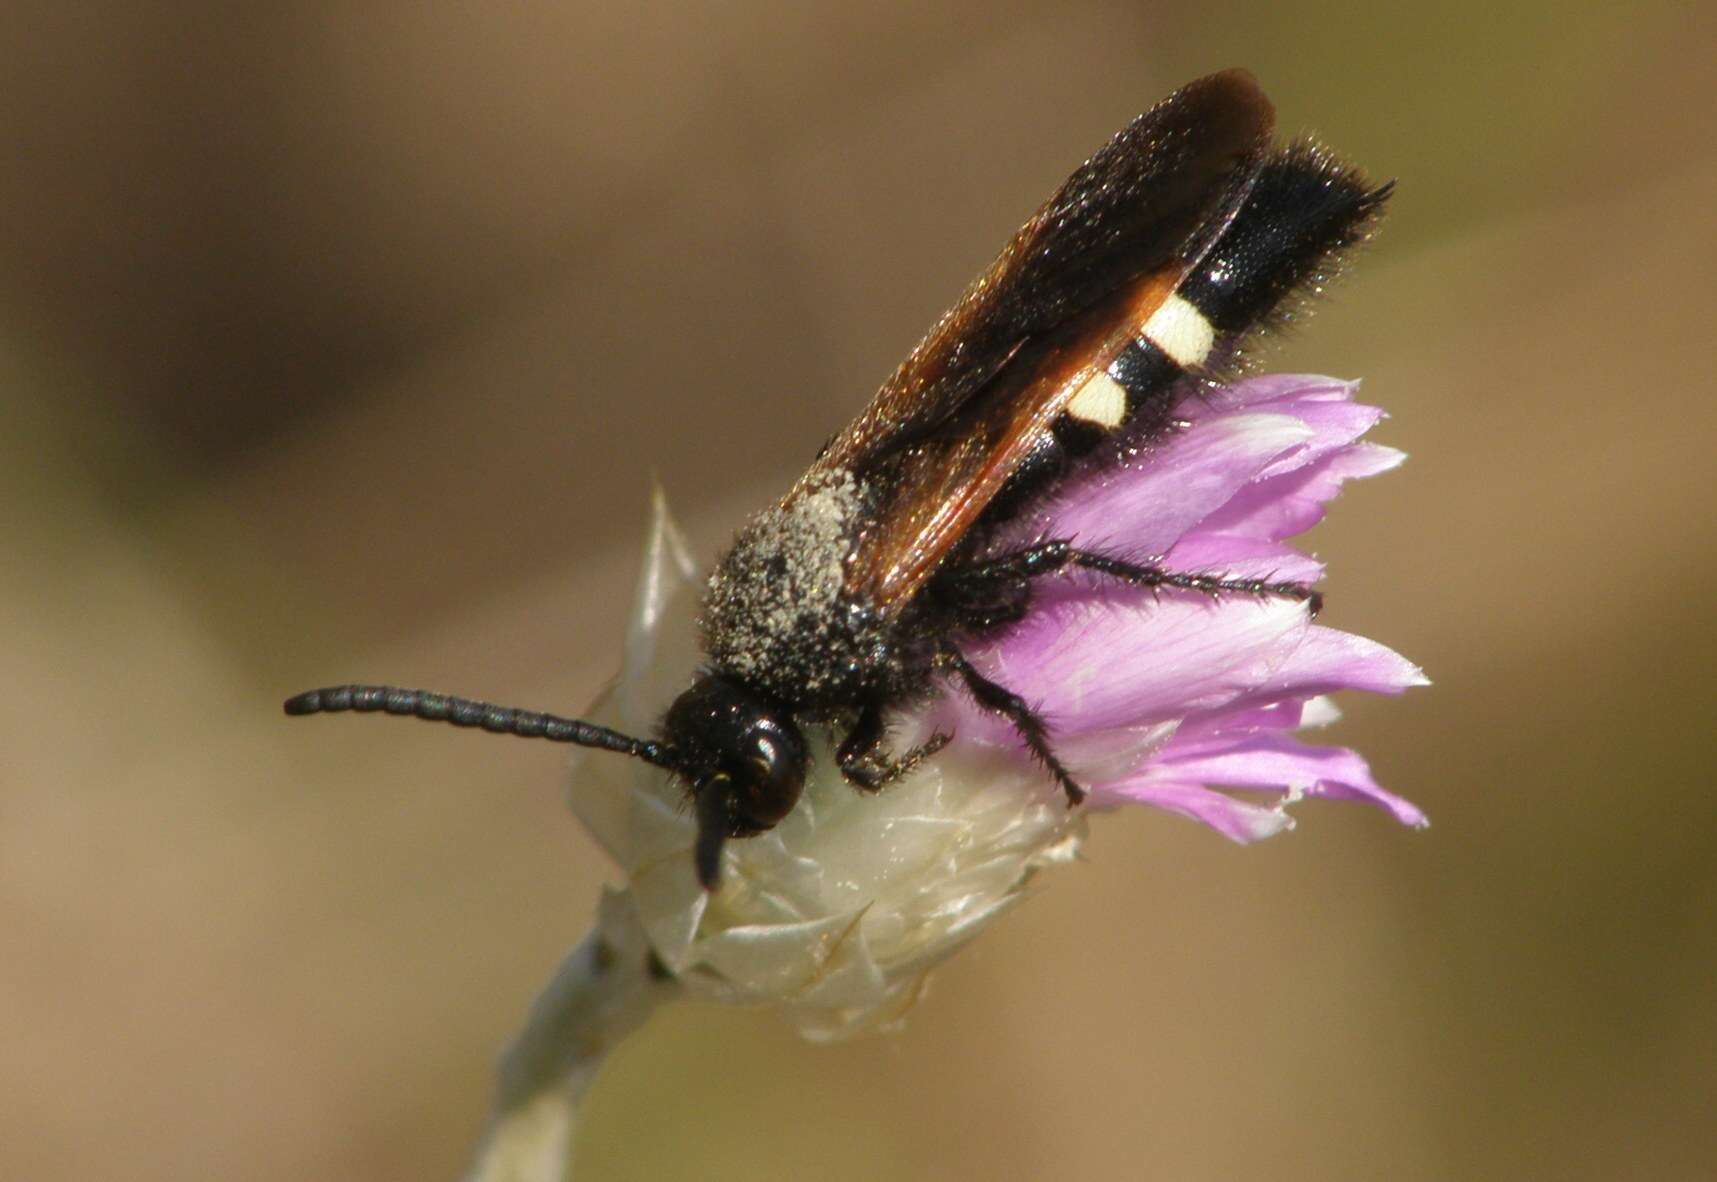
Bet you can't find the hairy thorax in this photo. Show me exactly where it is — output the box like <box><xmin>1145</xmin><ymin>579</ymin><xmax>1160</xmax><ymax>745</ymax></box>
<box><xmin>701</xmin><ymin>470</ymin><xmax>920</xmax><ymax>710</ymax></box>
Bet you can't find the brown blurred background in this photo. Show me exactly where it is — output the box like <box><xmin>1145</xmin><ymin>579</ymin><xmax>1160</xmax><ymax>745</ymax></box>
<box><xmin>3</xmin><ymin>2</ymin><xmax>1712</xmax><ymax>1179</ymax></box>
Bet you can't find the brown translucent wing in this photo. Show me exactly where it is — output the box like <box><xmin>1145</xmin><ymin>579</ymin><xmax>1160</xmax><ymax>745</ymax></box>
<box><xmin>810</xmin><ymin>69</ymin><xmax>1274</xmax><ymax>478</ymax></box>
<box><xmin>850</xmin><ymin>268</ymin><xmax>1183</xmax><ymax>607</ymax></box>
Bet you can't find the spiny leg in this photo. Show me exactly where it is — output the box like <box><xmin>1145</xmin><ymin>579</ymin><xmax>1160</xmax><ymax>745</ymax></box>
<box><xmin>964</xmin><ymin>539</ymin><xmax>1323</xmax><ymax>615</ymax></box>
<box><xmin>939</xmin><ymin>648</ymin><xmax>1085</xmax><ymax>807</ymax></box>
<box><xmin>836</xmin><ymin>701</ymin><xmax>951</xmax><ymax>792</ymax></box>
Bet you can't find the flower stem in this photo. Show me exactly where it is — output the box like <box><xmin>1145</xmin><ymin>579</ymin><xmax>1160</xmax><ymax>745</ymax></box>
<box><xmin>463</xmin><ymin>889</ymin><xmax>677</xmax><ymax>1182</ymax></box>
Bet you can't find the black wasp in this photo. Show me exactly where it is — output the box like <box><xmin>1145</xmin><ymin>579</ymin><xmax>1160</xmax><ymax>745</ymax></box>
<box><xmin>286</xmin><ymin>70</ymin><xmax>1390</xmax><ymax>888</ymax></box>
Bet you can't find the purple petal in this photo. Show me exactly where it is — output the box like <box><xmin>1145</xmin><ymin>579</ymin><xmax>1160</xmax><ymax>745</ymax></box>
<box><xmin>1196</xmin><ymin>443</ymin><xmax>1405</xmax><ymax>542</ymax></box>
<box><xmin>1141</xmin><ymin>731</ymin><xmax>1428</xmax><ymax>828</ymax></box>
<box><xmin>1032</xmin><ymin>412</ymin><xmax>1314</xmax><ymax>556</ymax></box>
<box><xmin>965</xmin><ymin>595</ymin><xmax>1314</xmax><ymax>734</ymax></box>
<box><xmin>1169</xmin><ymin>696</ymin><xmax>1318</xmax><ymax>742</ymax></box>
<box><xmin>961</xmin><ymin>612</ymin><xmax>1421</xmax><ymax>744</ymax></box>
<box><xmin>1254</xmin><ymin>400</ymin><xmax>1386</xmax><ymax>479</ymax></box>
<box><xmin>1095</xmin><ymin>779</ymin><xmax>1296</xmax><ymax>842</ymax></box>
<box><xmin>1195</xmin><ymin>374</ymin><xmax>1361</xmax><ymax>416</ymax></box>
<box><xmin>1252</xmin><ymin>625</ymin><xmax>1429</xmax><ymax>700</ymax></box>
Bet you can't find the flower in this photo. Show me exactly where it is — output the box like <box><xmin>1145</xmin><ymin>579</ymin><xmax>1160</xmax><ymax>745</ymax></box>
<box><xmin>937</xmin><ymin>371</ymin><xmax>1429</xmax><ymax>842</ymax></box>
<box><xmin>566</xmin><ymin>372</ymin><xmax>1425</xmax><ymax>1041</ymax></box>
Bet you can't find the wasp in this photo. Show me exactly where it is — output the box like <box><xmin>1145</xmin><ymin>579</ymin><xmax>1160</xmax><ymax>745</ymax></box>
<box><xmin>287</xmin><ymin>70</ymin><xmax>1390</xmax><ymax>888</ymax></box>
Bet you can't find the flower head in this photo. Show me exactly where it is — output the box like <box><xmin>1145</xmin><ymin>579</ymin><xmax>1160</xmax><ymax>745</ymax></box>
<box><xmin>568</xmin><ymin>373</ymin><xmax>1425</xmax><ymax>1040</ymax></box>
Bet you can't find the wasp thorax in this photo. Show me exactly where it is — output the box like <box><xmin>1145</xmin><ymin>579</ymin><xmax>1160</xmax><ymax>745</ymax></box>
<box><xmin>700</xmin><ymin>469</ymin><xmax>901</xmax><ymax>706</ymax></box>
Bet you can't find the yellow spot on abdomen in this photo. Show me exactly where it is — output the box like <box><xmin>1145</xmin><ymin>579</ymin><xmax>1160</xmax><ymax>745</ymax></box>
<box><xmin>1140</xmin><ymin>294</ymin><xmax>1215</xmax><ymax>368</ymax></box>
<box><xmin>1065</xmin><ymin>372</ymin><xmax>1128</xmax><ymax>428</ymax></box>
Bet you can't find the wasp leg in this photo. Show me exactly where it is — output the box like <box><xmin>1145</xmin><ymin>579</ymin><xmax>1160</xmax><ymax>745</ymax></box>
<box><xmin>967</xmin><ymin>540</ymin><xmax>1323</xmax><ymax>615</ymax></box>
<box><xmin>836</xmin><ymin>702</ymin><xmax>951</xmax><ymax>792</ymax></box>
<box><xmin>939</xmin><ymin>648</ymin><xmax>1085</xmax><ymax>807</ymax></box>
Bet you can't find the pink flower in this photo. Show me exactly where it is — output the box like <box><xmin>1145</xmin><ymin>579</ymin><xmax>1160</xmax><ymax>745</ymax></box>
<box><xmin>936</xmin><ymin>372</ymin><xmax>1428</xmax><ymax>842</ymax></box>
<box><xmin>566</xmin><ymin>372</ymin><xmax>1422</xmax><ymax>1039</ymax></box>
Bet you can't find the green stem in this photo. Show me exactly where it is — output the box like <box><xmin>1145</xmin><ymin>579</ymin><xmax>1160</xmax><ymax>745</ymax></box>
<box><xmin>463</xmin><ymin>890</ymin><xmax>678</xmax><ymax>1182</ymax></box>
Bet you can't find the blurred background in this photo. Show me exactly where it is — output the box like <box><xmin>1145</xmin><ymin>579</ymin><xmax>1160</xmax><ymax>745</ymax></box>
<box><xmin>3</xmin><ymin>1</ymin><xmax>1712</xmax><ymax>1178</ymax></box>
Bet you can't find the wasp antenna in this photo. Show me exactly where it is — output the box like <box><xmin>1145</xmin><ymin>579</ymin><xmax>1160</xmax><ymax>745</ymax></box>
<box><xmin>282</xmin><ymin>684</ymin><xmax>680</xmax><ymax>770</ymax></box>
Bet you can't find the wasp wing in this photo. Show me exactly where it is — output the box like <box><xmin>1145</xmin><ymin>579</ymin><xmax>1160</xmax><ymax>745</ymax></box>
<box><xmin>850</xmin><ymin>267</ymin><xmax>1191</xmax><ymax>606</ymax></box>
<box><xmin>798</xmin><ymin>69</ymin><xmax>1273</xmax><ymax>611</ymax></box>
<box><xmin>810</xmin><ymin>68</ymin><xmax>1273</xmax><ymax>478</ymax></box>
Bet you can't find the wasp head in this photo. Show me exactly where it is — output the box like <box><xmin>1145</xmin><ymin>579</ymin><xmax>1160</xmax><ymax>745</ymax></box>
<box><xmin>662</xmin><ymin>673</ymin><xmax>808</xmax><ymax>888</ymax></box>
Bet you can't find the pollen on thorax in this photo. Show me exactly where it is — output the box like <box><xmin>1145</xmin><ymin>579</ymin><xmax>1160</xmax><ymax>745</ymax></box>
<box><xmin>701</xmin><ymin>469</ymin><xmax>886</xmax><ymax>704</ymax></box>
